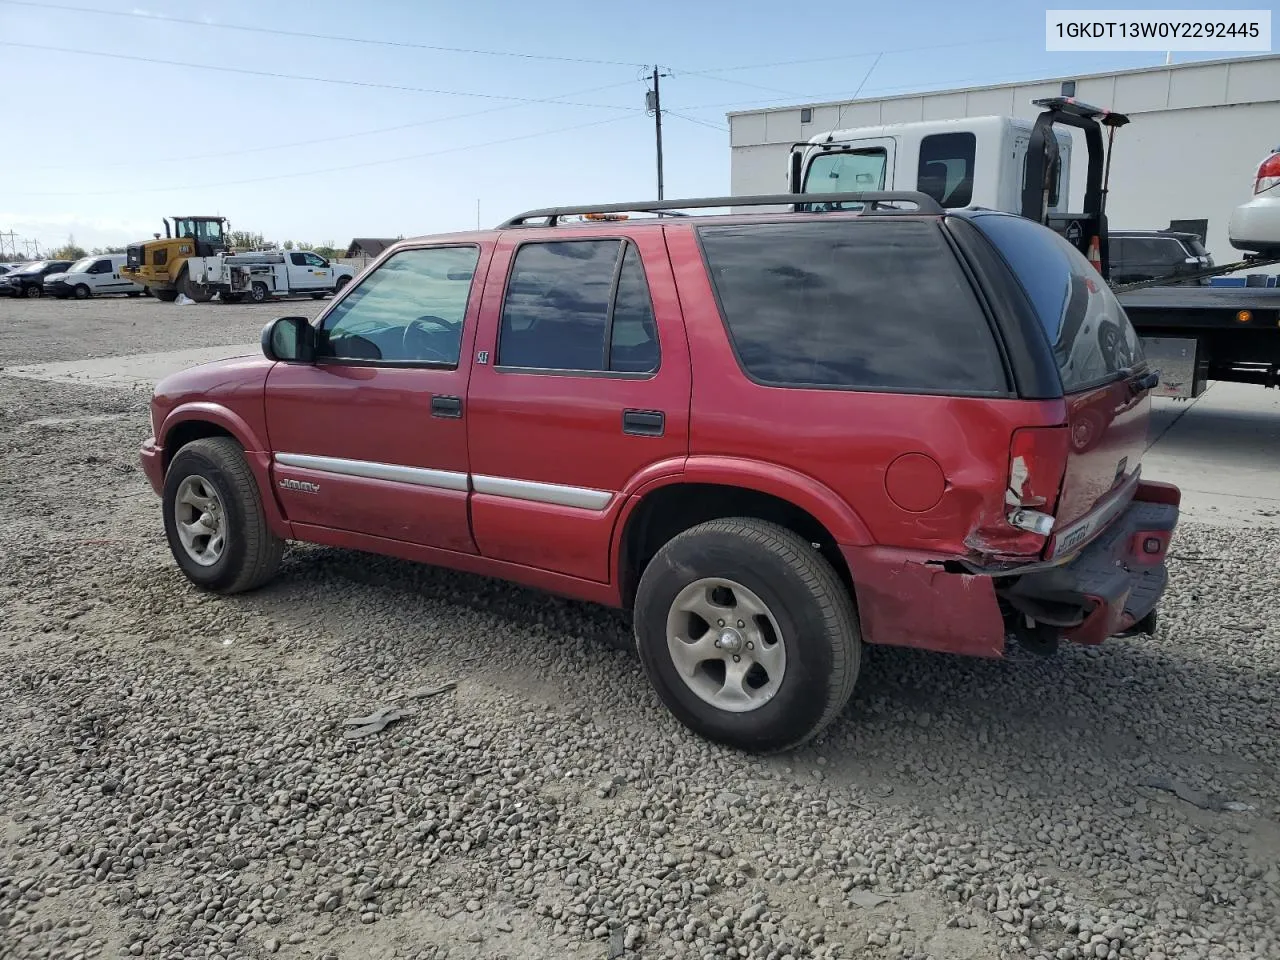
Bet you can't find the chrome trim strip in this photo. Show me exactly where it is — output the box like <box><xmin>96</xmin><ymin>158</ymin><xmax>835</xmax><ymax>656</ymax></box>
<box><xmin>274</xmin><ymin>453</ymin><xmax>468</xmax><ymax>492</ymax></box>
<box><xmin>471</xmin><ymin>474</ymin><xmax>613</xmax><ymax>511</ymax></box>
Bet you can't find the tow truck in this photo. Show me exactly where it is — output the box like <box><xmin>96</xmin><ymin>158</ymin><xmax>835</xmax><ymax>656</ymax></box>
<box><xmin>786</xmin><ymin>97</ymin><xmax>1280</xmax><ymax>397</ymax></box>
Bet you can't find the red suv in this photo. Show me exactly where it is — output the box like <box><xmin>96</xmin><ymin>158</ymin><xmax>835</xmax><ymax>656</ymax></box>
<box><xmin>140</xmin><ymin>192</ymin><xmax>1179</xmax><ymax>752</ymax></box>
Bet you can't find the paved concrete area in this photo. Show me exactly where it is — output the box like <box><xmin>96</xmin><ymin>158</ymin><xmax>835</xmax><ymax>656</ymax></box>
<box><xmin>1146</xmin><ymin>382</ymin><xmax>1280</xmax><ymax>527</ymax></box>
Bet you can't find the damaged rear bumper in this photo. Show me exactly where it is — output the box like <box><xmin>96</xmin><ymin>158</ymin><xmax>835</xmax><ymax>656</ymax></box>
<box><xmin>1000</xmin><ymin>495</ymin><xmax>1178</xmax><ymax>646</ymax></box>
<box><xmin>841</xmin><ymin>481</ymin><xmax>1179</xmax><ymax>658</ymax></box>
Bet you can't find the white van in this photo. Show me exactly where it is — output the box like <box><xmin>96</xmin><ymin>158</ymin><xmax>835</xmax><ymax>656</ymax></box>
<box><xmin>44</xmin><ymin>254</ymin><xmax>145</xmax><ymax>299</ymax></box>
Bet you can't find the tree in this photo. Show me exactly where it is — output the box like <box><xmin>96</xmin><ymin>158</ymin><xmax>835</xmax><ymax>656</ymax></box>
<box><xmin>282</xmin><ymin>240</ymin><xmax>294</xmax><ymax>251</ymax></box>
<box><xmin>228</xmin><ymin>230</ymin><xmax>266</xmax><ymax>251</ymax></box>
<box><xmin>313</xmin><ymin>241</ymin><xmax>342</xmax><ymax>259</ymax></box>
<box><xmin>50</xmin><ymin>234</ymin><xmax>87</xmax><ymax>260</ymax></box>
<box><xmin>91</xmin><ymin>245</ymin><xmax>126</xmax><ymax>255</ymax></box>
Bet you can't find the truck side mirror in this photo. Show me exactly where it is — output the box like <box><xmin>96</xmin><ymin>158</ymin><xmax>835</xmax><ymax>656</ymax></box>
<box><xmin>262</xmin><ymin>316</ymin><xmax>316</xmax><ymax>363</ymax></box>
<box><xmin>788</xmin><ymin>150</ymin><xmax>803</xmax><ymax>194</ymax></box>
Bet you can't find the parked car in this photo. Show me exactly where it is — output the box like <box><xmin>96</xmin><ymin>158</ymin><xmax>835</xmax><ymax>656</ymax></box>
<box><xmin>0</xmin><ymin>259</ymin><xmax>74</xmax><ymax>297</ymax></box>
<box><xmin>1229</xmin><ymin>145</ymin><xmax>1280</xmax><ymax>256</ymax></box>
<box><xmin>1110</xmin><ymin>230</ymin><xmax>1213</xmax><ymax>286</ymax></box>
<box><xmin>138</xmin><ymin>192</ymin><xmax>1179</xmax><ymax>752</ymax></box>
<box><xmin>44</xmin><ymin>254</ymin><xmax>144</xmax><ymax>299</ymax></box>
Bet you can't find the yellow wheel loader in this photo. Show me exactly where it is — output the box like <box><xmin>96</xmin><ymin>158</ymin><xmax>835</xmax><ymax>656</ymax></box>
<box><xmin>121</xmin><ymin>216</ymin><xmax>229</xmax><ymax>302</ymax></box>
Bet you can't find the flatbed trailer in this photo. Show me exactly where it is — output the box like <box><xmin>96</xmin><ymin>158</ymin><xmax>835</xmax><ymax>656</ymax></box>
<box><xmin>1118</xmin><ymin>286</ymin><xmax>1280</xmax><ymax>397</ymax></box>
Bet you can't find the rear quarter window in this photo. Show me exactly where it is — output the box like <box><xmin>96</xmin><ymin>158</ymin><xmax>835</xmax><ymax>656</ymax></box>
<box><xmin>696</xmin><ymin>219</ymin><xmax>1009</xmax><ymax>395</ymax></box>
<box><xmin>970</xmin><ymin>213</ymin><xmax>1144</xmax><ymax>393</ymax></box>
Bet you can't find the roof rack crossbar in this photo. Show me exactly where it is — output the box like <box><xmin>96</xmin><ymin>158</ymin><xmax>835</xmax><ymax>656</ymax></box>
<box><xmin>498</xmin><ymin>191</ymin><xmax>943</xmax><ymax>228</ymax></box>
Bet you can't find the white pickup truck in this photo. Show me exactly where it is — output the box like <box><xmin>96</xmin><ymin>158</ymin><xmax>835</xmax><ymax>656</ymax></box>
<box><xmin>187</xmin><ymin>250</ymin><xmax>356</xmax><ymax>303</ymax></box>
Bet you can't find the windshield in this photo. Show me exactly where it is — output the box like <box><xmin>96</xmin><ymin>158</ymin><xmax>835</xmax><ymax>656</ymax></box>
<box><xmin>804</xmin><ymin>149</ymin><xmax>887</xmax><ymax>195</ymax></box>
<box><xmin>173</xmin><ymin>219</ymin><xmax>224</xmax><ymax>242</ymax></box>
<box><xmin>68</xmin><ymin>257</ymin><xmax>95</xmax><ymax>273</ymax></box>
<box><xmin>16</xmin><ymin>260</ymin><xmax>49</xmax><ymax>274</ymax></box>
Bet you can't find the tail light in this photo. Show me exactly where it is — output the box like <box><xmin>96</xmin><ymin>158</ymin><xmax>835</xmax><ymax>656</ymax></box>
<box><xmin>1254</xmin><ymin>150</ymin><xmax>1280</xmax><ymax>195</ymax></box>
<box><xmin>1005</xmin><ymin>426</ymin><xmax>1069</xmax><ymax>537</ymax></box>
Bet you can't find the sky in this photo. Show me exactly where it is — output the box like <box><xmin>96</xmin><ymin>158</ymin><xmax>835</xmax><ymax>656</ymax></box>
<box><xmin>0</xmin><ymin>0</ymin><xmax>1267</xmax><ymax>253</ymax></box>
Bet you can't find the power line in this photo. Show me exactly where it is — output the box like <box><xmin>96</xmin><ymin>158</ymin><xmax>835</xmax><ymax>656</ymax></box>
<box><xmin>0</xmin><ymin>0</ymin><xmax>648</xmax><ymax>68</ymax></box>
<box><xmin>665</xmin><ymin>111</ymin><xmax>729</xmax><ymax>133</ymax></box>
<box><xmin>22</xmin><ymin>114</ymin><xmax>640</xmax><ymax>198</ymax></box>
<box><xmin>36</xmin><ymin>79</ymin><xmax>639</xmax><ymax>170</ymax></box>
<box><xmin>0</xmin><ymin>42</ymin><xmax>639</xmax><ymax>109</ymax></box>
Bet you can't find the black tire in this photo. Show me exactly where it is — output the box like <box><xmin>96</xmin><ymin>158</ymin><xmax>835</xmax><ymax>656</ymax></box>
<box><xmin>73</xmin><ymin>284</ymin><xmax>91</xmax><ymax>300</ymax></box>
<box><xmin>334</xmin><ymin>275</ymin><xmax>351</xmax><ymax>295</ymax></box>
<box><xmin>24</xmin><ymin>284</ymin><xmax>41</xmax><ymax>298</ymax></box>
<box><xmin>176</xmin><ymin>266</ymin><xmax>214</xmax><ymax>303</ymax></box>
<box><xmin>221</xmin><ymin>293</ymin><xmax>244</xmax><ymax>304</ymax></box>
<box><xmin>249</xmin><ymin>282</ymin><xmax>269</xmax><ymax>304</ymax></box>
<box><xmin>154</xmin><ymin>288</ymin><xmax>179</xmax><ymax>303</ymax></box>
<box><xmin>127</xmin><ymin>291</ymin><xmax>142</xmax><ymax>298</ymax></box>
<box><xmin>162</xmin><ymin>437</ymin><xmax>284</xmax><ymax>594</ymax></box>
<box><xmin>633</xmin><ymin>518</ymin><xmax>861</xmax><ymax>753</ymax></box>
<box><xmin>310</xmin><ymin>292</ymin><xmax>326</xmax><ymax>299</ymax></box>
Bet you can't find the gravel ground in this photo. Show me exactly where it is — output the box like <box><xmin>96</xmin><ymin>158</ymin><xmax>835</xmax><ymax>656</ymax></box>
<box><xmin>1</xmin><ymin>299</ymin><xmax>1278</xmax><ymax>960</ymax></box>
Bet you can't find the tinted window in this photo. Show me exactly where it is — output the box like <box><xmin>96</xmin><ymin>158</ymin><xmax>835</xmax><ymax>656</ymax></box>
<box><xmin>498</xmin><ymin>240</ymin><xmax>659</xmax><ymax>374</ymax></box>
<box><xmin>319</xmin><ymin>245</ymin><xmax>479</xmax><ymax>364</ymax></box>
<box><xmin>1121</xmin><ymin>236</ymin><xmax>1183</xmax><ymax>264</ymax></box>
<box><xmin>698</xmin><ymin>220</ymin><xmax>1007</xmax><ymax>394</ymax></box>
<box><xmin>289</xmin><ymin>252</ymin><xmax>307</xmax><ymax>266</ymax></box>
<box><xmin>304</xmin><ymin>252</ymin><xmax>326</xmax><ymax>267</ymax></box>
<box><xmin>608</xmin><ymin>244</ymin><xmax>659</xmax><ymax>373</ymax></box>
<box><xmin>971</xmin><ymin>213</ymin><xmax>1144</xmax><ymax>392</ymax></box>
<box><xmin>917</xmin><ymin>132</ymin><xmax>975</xmax><ymax>208</ymax></box>
<box><xmin>90</xmin><ymin>259</ymin><xmax>111</xmax><ymax>274</ymax></box>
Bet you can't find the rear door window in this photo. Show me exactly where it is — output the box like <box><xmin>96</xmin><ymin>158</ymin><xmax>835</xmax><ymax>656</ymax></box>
<box><xmin>970</xmin><ymin>213</ymin><xmax>1144</xmax><ymax>392</ymax></box>
<box><xmin>498</xmin><ymin>239</ymin><xmax>660</xmax><ymax>374</ymax></box>
<box><xmin>697</xmin><ymin>219</ymin><xmax>1008</xmax><ymax>395</ymax></box>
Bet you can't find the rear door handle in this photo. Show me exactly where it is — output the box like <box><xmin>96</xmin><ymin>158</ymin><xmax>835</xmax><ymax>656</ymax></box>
<box><xmin>622</xmin><ymin>409</ymin><xmax>665</xmax><ymax>437</ymax></box>
<box><xmin>431</xmin><ymin>395</ymin><xmax>463</xmax><ymax>418</ymax></box>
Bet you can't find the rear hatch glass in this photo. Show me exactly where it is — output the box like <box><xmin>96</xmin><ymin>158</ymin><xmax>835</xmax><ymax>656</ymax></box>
<box><xmin>968</xmin><ymin>213</ymin><xmax>1151</xmax><ymax>526</ymax></box>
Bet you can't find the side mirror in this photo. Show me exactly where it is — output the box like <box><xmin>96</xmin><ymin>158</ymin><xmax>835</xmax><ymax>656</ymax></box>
<box><xmin>262</xmin><ymin>316</ymin><xmax>316</xmax><ymax>363</ymax></box>
<box><xmin>788</xmin><ymin>149</ymin><xmax>803</xmax><ymax>194</ymax></box>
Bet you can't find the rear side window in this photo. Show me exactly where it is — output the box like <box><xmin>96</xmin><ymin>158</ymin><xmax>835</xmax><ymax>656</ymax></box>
<box><xmin>917</xmin><ymin>132</ymin><xmax>975</xmax><ymax>208</ymax></box>
<box><xmin>972</xmin><ymin>213</ymin><xmax>1144</xmax><ymax>392</ymax></box>
<box><xmin>698</xmin><ymin>219</ymin><xmax>1008</xmax><ymax>394</ymax></box>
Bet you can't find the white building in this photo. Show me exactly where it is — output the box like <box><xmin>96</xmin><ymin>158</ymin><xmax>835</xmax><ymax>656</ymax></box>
<box><xmin>728</xmin><ymin>54</ymin><xmax>1280</xmax><ymax>268</ymax></box>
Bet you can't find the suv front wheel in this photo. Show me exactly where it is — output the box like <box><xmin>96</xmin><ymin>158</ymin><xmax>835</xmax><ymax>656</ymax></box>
<box><xmin>634</xmin><ymin>518</ymin><xmax>861</xmax><ymax>752</ymax></box>
<box><xmin>162</xmin><ymin>437</ymin><xmax>284</xmax><ymax>594</ymax></box>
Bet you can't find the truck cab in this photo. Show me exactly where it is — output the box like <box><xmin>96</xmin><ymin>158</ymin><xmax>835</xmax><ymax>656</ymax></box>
<box><xmin>789</xmin><ymin>115</ymin><xmax>1072</xmax><ymax>215</ymax></box>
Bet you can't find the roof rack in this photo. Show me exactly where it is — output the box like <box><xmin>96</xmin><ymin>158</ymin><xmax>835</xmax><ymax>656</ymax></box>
<box><xmin>498</xmin><ymin>191</ymin><xmax>943</xmax><ymax>228</ymax></box>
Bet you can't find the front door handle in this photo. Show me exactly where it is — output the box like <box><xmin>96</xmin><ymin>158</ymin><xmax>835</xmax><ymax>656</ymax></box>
<box><xmin>431</xmin><ymin>395</ymin><xmax>463</xmax><ymax>418</ymax></box>
<box><xmin>622</xmin><ymin>409</ymin><xmax>664</xmax><ymax>437</ymax></box>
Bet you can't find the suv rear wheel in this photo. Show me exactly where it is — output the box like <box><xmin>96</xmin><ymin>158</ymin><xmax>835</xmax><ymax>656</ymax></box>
<box><xmin>633</xmin><ymin>518</ymin><xmax>860</xmax><ymax>752</ymax></box>
<box><xmin>162</xmin><ymin>437</ymin><xmax>284</xmax><ymax>594</ymax></box>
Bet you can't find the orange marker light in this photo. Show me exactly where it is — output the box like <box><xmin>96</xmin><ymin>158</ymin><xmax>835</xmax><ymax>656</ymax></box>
<box><xmin>1237</xmin><ymin>310</ymin><xmax>1252</xmax><ymax>323</ymax></box>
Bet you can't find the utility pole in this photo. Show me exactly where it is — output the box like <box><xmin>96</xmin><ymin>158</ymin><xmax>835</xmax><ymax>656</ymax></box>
<box><xmin>646</xmin><ymin>67</ymin><xmax>669</xmax><ymax>202</ymax></box>
<box><xmin>476</xmin><ymin>199</ymin><xmax>481</xmax><ymax>230</ymax></box>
